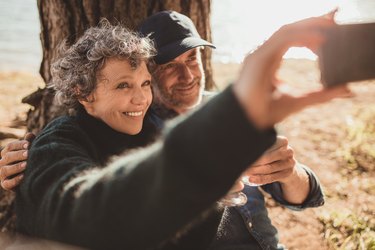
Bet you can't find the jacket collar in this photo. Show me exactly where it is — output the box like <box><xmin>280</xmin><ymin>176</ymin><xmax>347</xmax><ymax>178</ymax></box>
<box><xmin>76</xmin><ymin>106</ymin><xmax>159</xmax><ymax>162</ymax></box>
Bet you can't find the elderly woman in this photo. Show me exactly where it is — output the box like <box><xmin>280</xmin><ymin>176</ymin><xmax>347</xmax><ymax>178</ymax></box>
<box><xmin>15</xmin><ymin>21</ymin><xmax>165</xmax><ymax>247</ymax></box>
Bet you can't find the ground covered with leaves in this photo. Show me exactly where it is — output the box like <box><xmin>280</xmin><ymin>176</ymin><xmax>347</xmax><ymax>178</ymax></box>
<box><xmin>265</xmin><ymin>60</ymin><xmax>374</xmax><ymax>250</ymax></box>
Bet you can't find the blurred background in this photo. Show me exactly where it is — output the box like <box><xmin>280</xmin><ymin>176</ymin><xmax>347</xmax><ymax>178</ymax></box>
<box><xmin>1</xmin><ymin>0</ymin><xmax>375</xmax><ymax>71</ymax></box>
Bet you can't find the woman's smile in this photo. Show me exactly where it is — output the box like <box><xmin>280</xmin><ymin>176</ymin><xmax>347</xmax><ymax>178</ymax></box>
<box><xmin>123</xmin><ymin>110</ymin><xmax>145</xmax><ymax>118</ymax></box>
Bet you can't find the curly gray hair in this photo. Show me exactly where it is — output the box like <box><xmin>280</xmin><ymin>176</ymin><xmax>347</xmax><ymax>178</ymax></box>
<box><xmin>50</xmin><ymin>19</ymin><xmax>156</xmax><ymax>110</ymax></box>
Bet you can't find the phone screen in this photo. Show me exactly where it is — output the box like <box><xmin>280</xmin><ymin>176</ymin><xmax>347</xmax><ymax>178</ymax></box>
<box><xmin>318</xmin><ymin>22</ymin><xmax>375</xmax><ymax>87</ymax></box>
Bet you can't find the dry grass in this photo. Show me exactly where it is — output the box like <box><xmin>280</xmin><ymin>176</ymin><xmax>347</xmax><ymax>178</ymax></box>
<box><xmin>320</xmin><ymin>106</ymin><xmax>375</xmax><ymax>250</ymax></box>
<box><xmin>0</xmin><ymin>71</ymin><xmax>43</xmax><ymax>123</ymax></box>
<box><xmin>0</xmin><ymin>71</ymin><xmax>43</xmax><ymax>146</ymax></box>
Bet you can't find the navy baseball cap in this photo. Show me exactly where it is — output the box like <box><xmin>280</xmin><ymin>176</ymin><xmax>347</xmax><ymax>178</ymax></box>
<box><xmin>138</xmin><ymin>10</ymin><xmax>216</xmax><ymax>64</ymax></box>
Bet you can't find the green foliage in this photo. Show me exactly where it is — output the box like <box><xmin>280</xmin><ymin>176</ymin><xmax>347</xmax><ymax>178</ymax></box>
<box><xmin>319</xmin><ymin>210</ymin><xmax>375</xmax><ymax>250</ymax></box>
<box><xmin>321</xmin><ymin>106</ymin><xmax>375</xmax><ymax>249</ymax></box>
<box><xmin>339</xmin><ymin>107</ymin><xmax>375</xmax><ymax>174</ymax></box>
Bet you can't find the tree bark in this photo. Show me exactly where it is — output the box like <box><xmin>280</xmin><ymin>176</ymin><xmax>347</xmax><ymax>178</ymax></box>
<box><xmin>24</xmin><ymin>0</ymin><xmax>214</xmax><ymax>134</ymax></box>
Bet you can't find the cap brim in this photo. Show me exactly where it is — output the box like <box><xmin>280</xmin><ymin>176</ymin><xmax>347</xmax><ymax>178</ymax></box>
<box><xmin>155</xmin><ymin>37</ymin><xmax>216</xmax><ymax>64</ymax></box>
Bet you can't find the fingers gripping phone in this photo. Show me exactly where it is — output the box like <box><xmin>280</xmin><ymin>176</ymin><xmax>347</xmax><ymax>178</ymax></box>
<box><xmin>318</xmin><ymin>22</ymin><xmax>375</xmax><ymax>87</ymax></box>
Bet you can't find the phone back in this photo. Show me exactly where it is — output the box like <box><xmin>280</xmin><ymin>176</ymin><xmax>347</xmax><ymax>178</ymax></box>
<box><xmin>318</xmin><ymin>22</ymin><xmax>375</xmax><ymax>87</ymax></box>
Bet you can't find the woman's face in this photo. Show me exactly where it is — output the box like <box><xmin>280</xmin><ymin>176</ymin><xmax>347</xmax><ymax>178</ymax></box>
<box><xmin>80</xmin><ymin>58</ymin><xmax>152</xmax><ymax>135</ymax></box>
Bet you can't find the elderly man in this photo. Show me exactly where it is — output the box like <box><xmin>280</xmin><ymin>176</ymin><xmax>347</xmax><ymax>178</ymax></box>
<box><xmin>140</xmin><ymin>11</ymin><xmax>324</xmax><ymax>249</ymax></box>
<box><xmin>0</xmin><ymin>10</ymin><xmax>345</xmax><ymax>250</ymax></box>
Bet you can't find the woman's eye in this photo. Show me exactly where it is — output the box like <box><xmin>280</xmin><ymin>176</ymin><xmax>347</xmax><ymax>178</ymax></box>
<box><xmin>142</xmin><ymin>80</ymin><xmax>151</xmax><ymax>87</ymax></box>
<box><xmin>116</xmin><ymin>82</ymin><xmax>129</xmax><ymax>89</ymax></box>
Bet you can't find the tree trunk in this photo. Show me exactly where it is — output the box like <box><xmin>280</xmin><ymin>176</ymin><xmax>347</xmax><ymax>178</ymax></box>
<box><xmin>24</xmin><ymin>0</ymin><xmax>214</xmax><ymax>134</ymax></box>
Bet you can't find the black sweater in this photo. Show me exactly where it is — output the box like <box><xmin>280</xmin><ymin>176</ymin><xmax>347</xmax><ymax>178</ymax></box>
<box><xmin>16</xmin><ymin>87</ymin><xmax>276</xmax><ymax>249</ymax></box>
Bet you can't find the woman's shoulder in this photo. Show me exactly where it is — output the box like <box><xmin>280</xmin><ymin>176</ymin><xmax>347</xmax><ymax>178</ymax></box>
<box><xmin>39</xmin><ymin>115</ymin><xmax>78</xmax><ymax>133</ymax></box>
<box><xmin>33</xmin><ymin>115</ymin><xmax>86</xmax><ymax>145</ymax></box>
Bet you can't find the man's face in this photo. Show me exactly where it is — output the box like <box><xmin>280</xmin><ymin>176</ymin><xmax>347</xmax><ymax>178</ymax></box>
<box><xmin>152</xmin><ymin>48</ymin><xmax>205</xmax><ymax>114</ymax></box>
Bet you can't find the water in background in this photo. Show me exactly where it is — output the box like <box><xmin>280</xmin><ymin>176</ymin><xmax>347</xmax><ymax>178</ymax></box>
<box><xmin>0</xmin><ymin>0</ymin><xmax>374</xmax><ymax>72</ymax></box>
<box><xmin>211</xmin><ymin>0</ymin><xmax>375</xmax><ymax>63</ymax></box>
<box><xmin>0</xmin><ymin>0</ymin><xmax>41</xmax><ymax>72</ymax></box>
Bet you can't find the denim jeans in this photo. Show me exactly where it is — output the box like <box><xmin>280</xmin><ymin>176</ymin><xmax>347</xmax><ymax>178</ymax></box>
<box><xmin>209</xmin><ymin>166</ymin><xmax>324</xmax><ymax>250</ymax></box>
<box><xmin>209</xmin><ymin>186</ymin><xmax>281</xmax><ymax>250</ymax></box>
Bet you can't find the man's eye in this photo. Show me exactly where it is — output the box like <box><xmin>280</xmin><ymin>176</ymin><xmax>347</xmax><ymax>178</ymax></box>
<box><xmin>186</xmin><ymin>56</ymin><xmax>198</xmax><ymax>65</ymax></box>
<box><xmin>162</xmin><ymin>63</ymin><xmax>176</xmax><ymax>71</ymax></box>
<box><xmin>116</xmin><ymin>82</ymin><xmax>129</xmax><ymax>89</ymax></box>
<box><xmin>187</xmin><ymin>56</ymin><xmax>197</xmax><ymax>62</ymax></box>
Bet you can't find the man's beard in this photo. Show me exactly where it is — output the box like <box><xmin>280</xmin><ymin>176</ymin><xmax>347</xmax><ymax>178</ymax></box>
<box><xmin>154</xmin><ymin>76</ymin><xmax>205</xmax><ymax>111</ymax></box>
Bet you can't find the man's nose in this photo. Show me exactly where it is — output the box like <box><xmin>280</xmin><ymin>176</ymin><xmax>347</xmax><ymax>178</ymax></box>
<box><xmin>177</xmin><ymin>64</ymin><xmax>194</xmax><ymax>83</ymax></box>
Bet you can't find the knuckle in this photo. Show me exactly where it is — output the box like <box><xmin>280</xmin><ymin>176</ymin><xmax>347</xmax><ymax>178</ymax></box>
<box><xmin>245</xmin><ymin>167</ymin><xmax>255</xmax><ymax>175</ymax></box>
<box><xmin>5</xmin><ymin>141</ymin><xmax>17</xmax><ymax>152</ymax></box>
<box><xmin>1</xmin><ymin>180</ymin><xmax>10</xmax><ymax>191</ymax></box>
<box><xmin>278</xmin><ymin>136</ymin><xmax>288</xmax><ymax>145</ymax></box>
<box><xmin>249</xmin><ymin>175</ymin><xmax>259</xmax><ymax>184</ymax></box>
<box><xmin>18</xmin><ymin>150</ymin><xmax>26</xmax><ymax>159</ymax></box>
<box><xmin>290</xmin><ymin>157</ymin><xmax>296</xmax><ymax>165</ymax></box>
<box><xmin>287</xmin><ymin>146</ymin><xmax>294</xmax><ymax>154</ymax></box>
<box><xmin>11</xmin><ymin>179</ymin><xmax>18</xmax><ymax>188</ymax></box>
<box><xmin>0</xmin><ymin>168</ymin><xmax>6</xmax><ymax>180</ymax></box>
<box><xmin>253</xmin><ymin>175</ymin><xmax>267</xmax><ymax>184</ymax></box>
<box><xmin>17</xmin><ymin>162</ymin><xmax>24</xmax><ymax>171</ymax></box>
<box><xmin>263</xmin><ymin>175</ymin><xmax>272</xmax><ymax>184</ymax></box>
<box><xmin>2</xmin><ymin>144</ymin><xmax>10</xmax><ymax>154</ymax></box>
<box><xmin>285</xmin><ymin>147</ymin><xmax>294</xmax><ymax>158</ymax></box>
<box><xmin>1</xmin><ymin>153</ymin><xmax>8</xmax><ymax>164</ymax></box>
<box><xmin>8</xmin><ymin>180</ymin><xmax>17</xmax><ymax>190</ymax></box>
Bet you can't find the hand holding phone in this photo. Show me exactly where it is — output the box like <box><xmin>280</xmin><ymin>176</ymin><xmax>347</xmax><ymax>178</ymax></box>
<box><xmin>318</xmin><ymin>22</ymin><xmax>375</xmax><ymax>87</ymax></box>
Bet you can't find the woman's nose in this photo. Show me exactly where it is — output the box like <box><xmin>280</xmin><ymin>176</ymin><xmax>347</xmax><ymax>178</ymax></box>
<box><xmin>131</xmin><ymin>87</ymin><xmax>147</xmax><ymax>105</ymax></box>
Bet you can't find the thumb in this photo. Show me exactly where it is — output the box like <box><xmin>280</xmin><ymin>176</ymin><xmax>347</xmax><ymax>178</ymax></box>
<box><xmin>270</xmin><ymin>85</ymin><xmax>352</xmax><ymax>124</ymax></box>
<box><xmin>24</xmin><ymin>132</ymin><xmax>36</xmax><ymax>144</ymax></box>
<box><xmin>294</xmin><ymin>85</ymin><xmax>352</xmax><ymax>108</ymax></box>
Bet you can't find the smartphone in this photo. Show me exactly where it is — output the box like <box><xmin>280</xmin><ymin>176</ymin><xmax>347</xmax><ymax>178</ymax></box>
<box><xmin>318</xmin><ymin>22</ymin><xmax>375</xmax><ymax>87</ymax></box>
